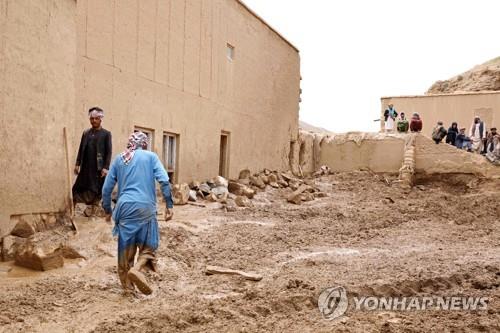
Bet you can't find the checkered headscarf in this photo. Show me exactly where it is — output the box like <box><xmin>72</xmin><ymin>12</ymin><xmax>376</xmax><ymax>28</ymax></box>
<box><xmin>121</xmin><ymin>131</ymin><xmax>149</xmax><ymax>165</ymax></box>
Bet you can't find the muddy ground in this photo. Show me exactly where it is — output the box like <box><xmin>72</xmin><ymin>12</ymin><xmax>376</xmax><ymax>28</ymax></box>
<box><xmin>0</xmin><ymin>171</ymin><xmax>499</xmax><ymax>332</ymax></box>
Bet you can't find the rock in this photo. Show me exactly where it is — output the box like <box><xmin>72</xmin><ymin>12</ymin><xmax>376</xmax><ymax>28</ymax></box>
<box><xmin>59</xmin><ymin>245</ymin><xmax>87</xmax><ymax>260</ymax></box>
<box><xmin>188</xmin><ymin>181</ymin><xmax>201</xmax><ymax>190</ymax></box>
<box><xmin>280</xmin><ymin>172</ymin><xmax>295</xmax><ymax>182</ymax></box>
<box><xmin>199</xmin><ymin>183</ymin><xmax>212</xmax><ymax>195</ymax></box>
<box><xmin>173</xmin><ymin>183</ymin><xmax>190</xmax><ymax>205</ymax></box>
<box><xmin>217</xmin><ymin>192</ymin><xmax>228</xmax><ymax>204</ymax></box>
<box><xmin>242</xmin><ymin>187</ymin><xmax>256</xmax><ymax>199</ymax></box>
<box><xmin>15</xmin><ymin>243</ymin><xmax>64</xmax><ymax>271</ymax></box>
<box><xmin>314</xmin><ymin>192</ymin><xmax>328</xmax><ymax>198</ymax></box>
<box><xmin>228</xmin><ymin>180</ymin><xmax>246</xmax><ymax>195</ymax></box>
<box><xmin>228</xmin><ymin>181</ymin><xmax>255</xmax><ymax>199</ymax></box>
<box><xmin>238</xmin><ymin>178</ymin><xmax>250</xmax><ymax>186</ymax></box>
<box><xmin>2</xmin><ymin>235</ymin><xmax>25</xmax><ymax>261</ymax></box>
<box><xmin>44</xmin><ymin>215</ymin><xmax>58</xmax><ymax>229</ymax></box>
<box><xmin>10</xmin><ymin>215</ymin><xmax>41</xmax><ymax>238</ymax></box>
<box><xmin>238</xmin><ymin>169</ymin><xmax>251</xmax><ymax>180</ymax></box>
<box><xmin>235</xmin><ymin>196</ymin><xmax>253</xmax><ymax>207</ymax></box>
<box><xmin>268</xmin><ymin>174</ymin><xmax>278</xmax><ymax>183</ymax></box>
<box><xmin>206</xmin><ymin>193</ymin><xmax>218</xmax><ymax>202</ymax></box>
<box><xmin>250</xmin><ymin>176</ymin><xmax>266</xmax><ymax>189</ymax></box>
<box><xmin>188</xmin><ymin>190</ymin><xmax>197</xmax><ymax>202</ymax></box>
<box><xmin>269</xmin><ymin>182</ymin><xmax>280</xmax><ymax>189</ymax></box>
<box><xmin>287</xmin><ymin>185</ymin><xmax>312</xmax><ymax>205</ymax></box>
<box><xmin>288</xmin><ymin>180</ymin><xmax>300</xmax><ymax>191</ymax></box>
<box><xmin>225</xmin><ymin>200</ymin><xmax>238</xmax><ymax>212</ymax></box>
<box><xmin>212</xmin><ymin>186</ymin><xmax>229</xmax><ymax>198</ymax></box>
<box><xmin>300</xmin><ymin>193</ymin><xmax>315</xmax><ymax>202</ymax></box>
<box><xmin>263</xmin><ymin>169</ymin><xmax>272</xmax><ymax>176</ymax></box>
<box><xmin>213</xmin><ymin>176</ymin><xmax>229</xmax><ymax>188</ymax></box>
<box><xmin>260</xmin><ymin>175</ymin><xmax>270</xmax><ymax>184</ymax></box>
<box><xmin>277</xmin><ymin>179</ymin><xmax>289</xmax><ymax>187</ymax></box>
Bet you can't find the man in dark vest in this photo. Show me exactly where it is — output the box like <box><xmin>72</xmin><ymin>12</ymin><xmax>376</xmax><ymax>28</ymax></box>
<box><xmin>73</xmin><ymin>107</ymin><xmax>112</xmax><ymax>216</ymax></box>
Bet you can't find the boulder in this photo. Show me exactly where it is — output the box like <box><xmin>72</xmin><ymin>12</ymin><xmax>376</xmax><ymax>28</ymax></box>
<box><xmin>206</xmin><ymin>193</ymin><xmax>218</xmax><ymax>202</ymax></box>
<box><xmin>269</xmin><ymin>182</ymin><xmax>280</xmax><ymax>189</ymax></box>
<box><xmin>287</xmin><ymin>185</ymin><xmax>312</xmax><ymax>205</ymax></box>
<box><xmin>235</xmin><ymin>196</ymin><xmax>253</xmax><ymax>208</ymax></box>
<box><xmin>260</xmin><ymin>175</ymin><xmax>270</xmax><ymax>185</ymax></box>
<box><xmin>228</xmin><ymin>181</ymin><xmax>255</xmax><ymax>199</ymax></box>
<box><xmin>250</xmin><ymin>176</ymin><xmax>266</xmax><ymax>189</ymax></box>
<box><xmin>212</xmin><ymin>186</ymin><xmax>229</xmax><ymax>198</ymax></box>
<box><xmin>225</xmin><ymin>200</ymin><xmax>238</xmax><ymax>212</ymax></box>
<box><xmin>1</xmin><ymin>235</ymin><xmax>25</xmax><ymax>262</ymax></box>
<box><xmin>242</xmin><ymin>187</ymin><xmax>256</xmax><ymax>199</ymax></box>
<box><xmin>238</xmin><ymin>169</ymin><xmax>251</xmax><ymax>180</ymax></box>
<box><xmin>189</xmin><ymin>181</ymin><xmax>201</xmax><ymax>190</ymax></box>
<box><xmin>189</xmin><ymin>190</ymin><xmax>197</xmax><ymax>202</ymax></box>
<box><xmin>173</xmin><ymin>183</ymin><xmax>190</xmax><ymax>205</ymax></box>
<box><xmin>238</xmin><ymin>178</ymin><xmax>250</xmax><ymax>186</ymax></box>
<box><xmin>199</xmin><ymin>183</ymin><xmax>212</xmax><ymax>195</ymax></box>
<box><xmin>268</xmin><ymin>174</ymin><xmax>278</xmax><ymax>183</ymax></box>
<box><xmin>278</xmin><ymin>179</ymin><xmax>289</xmax><ymax>188</ymax></box>
<box><xmin>15</xmin><ymin>243</ymin><xmax>64</xmax><ymax>271</ymax></box>
<box><xmin>213</xmin><ymin>176</ymin><xmax>229</xmax><ymax>188</ymax></box>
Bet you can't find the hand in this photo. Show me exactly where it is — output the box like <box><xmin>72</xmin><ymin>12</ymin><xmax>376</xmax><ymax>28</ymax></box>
<box><xmin>101</xmin><ymin>168</ymin><xmax>108</xmax><ymax>178</ymax></box>
<box><xmin>164</xmin><ymin>208</ymin><xmax>174</xmax><ymax>221</ymax></box>
<box><xmin>105</xmin><ymin>214</ymin><xmax>112</xmax><ymax>223</ymax></box>
<box><xmin>74</xmin><ymin>165</ymin><xmax>80</xmax><ymax>175</ymax></box>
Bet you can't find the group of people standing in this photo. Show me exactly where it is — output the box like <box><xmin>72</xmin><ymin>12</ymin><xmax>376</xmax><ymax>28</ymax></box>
<box><xmin>431</xmin><ymin>117</ymin><xmax>499</xmax><ymax>159</ymax></box>
<box><xmin>72</xmin><ymin>107</ymin><xmax>174</xmax><ymax>295</ymax></box>
<box><xmin>383</xmin><ymin>104</ymin><xmax>422</xmax><ymax>133</ymax></box>
<box><xmin>383</xmin><ymin>104</ymin><xmax>500</xmax><ymax>164</ymax></box>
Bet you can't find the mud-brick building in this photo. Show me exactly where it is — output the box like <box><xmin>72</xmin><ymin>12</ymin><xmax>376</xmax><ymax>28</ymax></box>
<box><xmin>0</xmin><ymin>0</ymin><xmax>301</xmax><ymax>236</ymax></box>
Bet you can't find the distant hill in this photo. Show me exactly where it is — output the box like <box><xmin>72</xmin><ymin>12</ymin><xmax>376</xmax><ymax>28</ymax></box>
<box><xmin>299</xmin><ymin>120</ymin><xmax>333</xmax><ymax>134</ymax></box>
<box><xmin>427</xmin><ymin>57</ymin><xmax>500</xmax><ymax>94</ymax></box>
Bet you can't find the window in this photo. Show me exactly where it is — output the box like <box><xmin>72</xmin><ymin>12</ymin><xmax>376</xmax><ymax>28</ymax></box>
<box><xmin>134</xmin><ymin>127</ymin><xmax>154</xmax><ymax>151</ymax></box>
<box><xmin>226</xmin><ymin>43</ymin><xmax>235</xmax><ymax>61</ymax></box>
<box><xmin>163</xmin><ymin>132</ymin><xmax>179</xmax><ymax>183</ymax></box>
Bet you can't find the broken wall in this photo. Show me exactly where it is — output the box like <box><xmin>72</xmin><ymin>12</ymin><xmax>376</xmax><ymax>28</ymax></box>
<box><xmin>0</xmin><ymin>0</ymin><xmax>77</xmax><ymax>237</ymax></box>
<box><xmin>414</xmin><ymin>135</ymin><xmax>500</xmax><ymax>178</ymax></box>
<box><xmin>381</xmin><ymin>92</ymin><xmax>500</xmax><ymax>135</ymax></box>
<box><xmin>75</xmin><ymin>0</ymin><xmax>300</xmax><ymax>183</ymax></box>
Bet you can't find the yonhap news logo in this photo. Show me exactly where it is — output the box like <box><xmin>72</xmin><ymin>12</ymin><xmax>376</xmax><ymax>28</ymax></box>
<box><xmin>318</xmin><ymin>286</ymin><xmax>488</xmax><ymax>321</ymax></box>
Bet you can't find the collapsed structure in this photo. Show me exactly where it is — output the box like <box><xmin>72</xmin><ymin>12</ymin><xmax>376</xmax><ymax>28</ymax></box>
<box><xmin>0</xmin><ymin>0</ymin><xmax>300</xmax><ymax>236</ymax></box>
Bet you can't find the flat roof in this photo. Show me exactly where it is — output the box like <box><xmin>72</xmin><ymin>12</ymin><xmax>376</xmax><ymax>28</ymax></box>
<box><xmin>381</xmin><ymin>90</ymin><xmax>500</xmax><ymax>99</ymax></box>
<box><xmin>236</xmin><ymin>0</ymin><xmax>299</xmax><ymax>53</ymax></box>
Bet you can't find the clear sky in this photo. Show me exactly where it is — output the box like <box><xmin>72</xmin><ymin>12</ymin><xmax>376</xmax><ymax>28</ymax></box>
<box><xmin>242</xmin><ymin>0</ymin><xmax>500</xmax><ymax>133</ymax></box>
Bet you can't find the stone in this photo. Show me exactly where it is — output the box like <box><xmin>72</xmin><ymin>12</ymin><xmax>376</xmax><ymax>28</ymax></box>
<box><xmin>263</xmin><ymin>169</ymin><xmax>272</xmax><ymax>176</ymax></box>
<box><xmin>217</xmin><ymin>192</ymin><xmax>229</xmax><ymax>204</ymax></box>
<box><xmin>269</xmin><ymin>182</ymin><xmax>280</xmax><ymax>189</ymax></box>
<box><xmin>15</xmin><ymin>243</ymin><xmax>64</xmax><ymax>271</ymax></box>
<box><xmin>59</xmin><ymin>245</ymin><xmax>87</xmax><ymax>260</ymax></box>
<box><xmin>242</xmin><ymin>187</ymin><xmax>256</xmax><ymax>199</ymax></box>
<box><xmin>212</xmin><ymin>186</ymin><xmax>229</xmax><ymax>198</ymax></box>
<box><xmin>206</xmin><ymin>193</ymin><xmax>218</xmax><ymax>202</ymax></box>
<box><xmin>188</xmin><ymin>181</ymin><xmax>201</xmax><ymax>190</ymax></box>
<box><xmin>173</xmin><ymin>183</ymin><xmax>190</xmax><ymax>205</ymax></box>
<box><xmin>44</xmin><ymin>215</ymin><xmax>58</xmax><ymax>229</ymax></box>
<box><xmin>189</xmin><ymin>190</ymin><xmax>197</xmax><ymax>202</ymax></box>
<box><xmin>260</xmin><ymin>175</ymin><xmax>270</xmax><ymax>184</ymax></box>
<box><xmin>301</xmin><ymin>193</ymin><xmax>315</xmax><ymax>202</ymax></box>
<box><xmin>268</xmin><ymin>174</ymin><xmax>278</xmax><ymax>183</ymax></box>
<box><xmin>235</xmin><ymin>196</ymin><xmax>253</xmax><ymax>207</ymax></box>
<box><xmin>238</xmin><ymin>169</ymin><xmax>251</xmax><ymax>179</ymax></box>
<box><xmin>314</xmin><ymin>192</ymin><xmax>328</xmax><ymax>198</ymax></box>
<box><xmin>2</xmin><ymin>235</ymin><xmax>25</xmax><ymax>262</ymax></box>
<box><xmin>250</xmin><ymin>175</ymin><xmax>266</xmax><ymax>189</ymax></box>
<box><xmin>199</xmin><ymin>183</ymin><xmax>212</xmax><ymax>195</ymax></box>
<box><xmin>287</xmin><ymin>185</ymin><xmax>312</xmax><ymax>205</ymax></box>
<box><xmin>228</xmin><ymin>181</ymin><xmax>255</xmax><ymax>199</ymax></box>
<box><xmin>280</xmin><ymin>172</ymin><xmax>295</xmax><ymax>181</ymax></box>
<box><xmin>213</xmin><ymin>176</ymin><xmax>229</xmax><ymax>188</ymax></box>
<box><xmin>228</xmin><ymin>180</ymin><xmax>246</xmax><ymax>195</ymax></box>
<box><xmin>288</xmin><ymin>180</ymin><xmax>300</xmax><ymax>191</ymax></box>
<box><xmin>225</xmin><ymin>200</ymin><xmax>238</xmax><ymax>212</ymax></box>
<box><xmin>277</xmin><ymin>179</ymin><xmax>289</xmax><ymax>187</ymax></box>
<box><xmin>238</xmin><ymin>178</ymin><xmax>250</xmax><ymax>186</ymax></box>
<box><xmin>10</xmin><ymin>216</ymin><xmax>37</xmax><ymax>238</ymax></box>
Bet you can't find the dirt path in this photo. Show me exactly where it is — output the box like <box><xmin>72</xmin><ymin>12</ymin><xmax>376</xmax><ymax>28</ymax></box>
<box><xmin>0</xmin><ymin>171</ymin><xmax>499</xmax><ymax>332</ymax></box>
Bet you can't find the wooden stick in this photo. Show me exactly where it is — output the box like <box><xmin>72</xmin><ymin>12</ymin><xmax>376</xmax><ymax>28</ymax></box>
<box><xmin>205</xmin><ymin>265</ymin><xmax>262</xmax><ymax>281</ymax></box>
<box><xmin>63</xmin><ymin>127</ymin><xmax>78</xmax><ymax>233</ymax></box>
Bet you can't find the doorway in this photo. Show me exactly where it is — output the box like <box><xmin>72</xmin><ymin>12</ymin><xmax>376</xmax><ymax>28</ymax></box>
<box><xmin>219</xmin><ymin>132</ymin><xmax>230</xmax><ymax>178</ymax></box>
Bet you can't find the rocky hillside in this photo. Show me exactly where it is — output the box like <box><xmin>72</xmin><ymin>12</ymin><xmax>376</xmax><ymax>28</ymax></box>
<box><xmin>299</xmin><ymin>120</ymin><xmax>332</xmax><ymax>134</ymax></box>
<box><xmin>427</xmin><ymin>56</ymin><xmax>500</xmax><ymax>94</ymax></box>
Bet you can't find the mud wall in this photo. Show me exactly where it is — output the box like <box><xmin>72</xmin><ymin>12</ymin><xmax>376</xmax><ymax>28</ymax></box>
<box><xmin>414</xmin><ymin>135</ymin><xmax>500</xmax><ymax>178</ymax></box>
<box><xmin>75</xmin><ymin>0</ymin><xmax>300</xmax><ymax>183</ymax></box>
<box><xmin>293</xmin><ymin>132</ymin><xmax>406</xmax><ymax>174</ymax></box>
<box><xmin>381</xmin><ymin>92</ymin><xmax>500</xmax><ymax>135</ymax></box>
<box><xmin>0</xmin><ymin>0</ymin><xmax>77</xmax><ymax>237</ymax></box>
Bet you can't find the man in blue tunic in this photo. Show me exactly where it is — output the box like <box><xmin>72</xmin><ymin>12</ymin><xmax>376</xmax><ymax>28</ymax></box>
<box><xmin>102</xmin><ymin>131</ymin><xmax>174</xmax><ymax>295</ymax></box>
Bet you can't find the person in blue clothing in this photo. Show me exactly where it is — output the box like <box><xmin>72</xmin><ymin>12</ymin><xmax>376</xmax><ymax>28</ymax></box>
<box><xmin>102</xmin><ymin>131</ymin><xmax>174</xmax><ymax>295</ymax></box>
